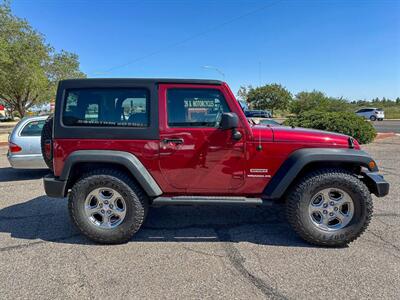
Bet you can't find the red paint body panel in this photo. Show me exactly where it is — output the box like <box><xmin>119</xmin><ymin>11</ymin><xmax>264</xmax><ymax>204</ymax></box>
<box><xmin>53</xmin><ymin>139</ymin><xmax>166</xmax><ymax>188</ymax></box>
<box><xmin>251</xmin><ymin>125</ymin><xmax>360</xmax><ymax>149</ymax></box>
<box><xmin>271</xmin><ymin>126</ymin><xmax>360</xmax><ymax>149</ymax></box>
<box><xmin>53</xmin><ymin>82</ymin><xmax>357</xmax><ymax>197</ymax></box>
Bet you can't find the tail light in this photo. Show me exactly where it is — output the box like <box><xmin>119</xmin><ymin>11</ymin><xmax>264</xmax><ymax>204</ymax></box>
<box><xmin>9</xmin><ymin>142</ymin><xmax>22</xmax><ymax>153</ymax></box>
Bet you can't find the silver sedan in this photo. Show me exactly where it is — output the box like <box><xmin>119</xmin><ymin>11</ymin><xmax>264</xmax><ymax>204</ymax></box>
<box><xmin>7</xmin><ymin>116</ymin><xmax>48</xmax><ymax>169</ymax></box>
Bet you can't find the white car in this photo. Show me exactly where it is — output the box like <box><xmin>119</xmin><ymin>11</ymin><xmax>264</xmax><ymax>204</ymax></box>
<box><xmin>355</xmin><ymin>108</ymin><xmax>384</xmax><ymax>121</ymax></box>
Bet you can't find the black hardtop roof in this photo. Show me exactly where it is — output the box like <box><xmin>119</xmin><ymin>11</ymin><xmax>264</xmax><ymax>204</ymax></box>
<box><xmin>60</xmin><ymin>78</ymin><xmax>223</xmax><ymax>85</ymax></box>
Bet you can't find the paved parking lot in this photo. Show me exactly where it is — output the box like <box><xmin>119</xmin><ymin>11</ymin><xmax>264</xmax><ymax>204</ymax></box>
<box><xmin>372</xmin><ymin>120</ymin><xmax>400</xmax><ymax>133</ymax></box>
<box><xmin>0</xmin><ymin>138</ymin><xmax>399</xmax><ymax>299</ymax></box>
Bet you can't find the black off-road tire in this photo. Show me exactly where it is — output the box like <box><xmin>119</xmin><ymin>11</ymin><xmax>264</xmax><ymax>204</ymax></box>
<box><xmin>40</xmin><ymin>115</ymin><xmax>54</xmax><ymax>171</ymax></box>
<box><xmin>68</xmin><ymin>169</ymin><xmax>149</xmax><ymax>244</ymax></box>
<box><xmin>286</xmin><ymin>168</ymin><xmax>373</xmax><ymax>247</ymax></box>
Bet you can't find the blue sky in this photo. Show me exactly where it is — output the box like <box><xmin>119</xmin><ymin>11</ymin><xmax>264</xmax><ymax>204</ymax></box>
<box><xmin>11</xmin><ymin>0</ymin><xmax>400</xmax><ymax>100</ymax></box>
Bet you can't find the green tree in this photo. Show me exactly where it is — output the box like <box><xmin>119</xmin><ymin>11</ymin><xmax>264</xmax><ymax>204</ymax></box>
<box><xmin>372</xmin><ymin>97</ymin><xmax>380</xmax><ymax>103</ymax></box>
<box><xmin>247</xmin><ymin>83</ymin><xmax>292</xmax><ymax>116</ymax></box>
<box><xmin>236</xmin><ymin>85</ymin><xmax>252</xmax><ymax>101</ymax></box>
<box><xmin>291</xmin><ymin>90</ymin><xmax>328</xmax><ymax>115</ymax></box>
<box><xmin>291</xmin><ymin>90</ymin><xmax>350</xmax><ymax>115</ymax></box>
<box><xmin>326</xmin><ymin>96</ymin><xmax>350</xmax><ymax>112</ymax></box>
<box><xmin>0</xmin><ymin>2</ymin><xmax>85</xmax><ymax>117</ymax></box>
<box><xmin>45</xmin><ymin>50</ymin><xmax>86</xmax><ymax>100</ymax></box>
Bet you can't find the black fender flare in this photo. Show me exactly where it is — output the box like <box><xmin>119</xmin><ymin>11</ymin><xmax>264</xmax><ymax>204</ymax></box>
<box><xmin>263</xmin><ymin>148</ymin><xmax>378</xmax><ymax>199</ymax></box>
<box><xmin>61</xmin><ymin>150</ymin><xmax>163</xmax><ymax>197</ymax></box>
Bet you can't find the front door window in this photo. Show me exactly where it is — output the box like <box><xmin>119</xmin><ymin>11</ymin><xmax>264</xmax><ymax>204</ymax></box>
<box><xmin>159</xmin><ymin>85</ymin><xmax>245</xmax><ymax>192</ymax></box>
<box><xmin>167</xmin><ymin>88</ymin><xmax>230</xmax><ymax>127</ymax></box>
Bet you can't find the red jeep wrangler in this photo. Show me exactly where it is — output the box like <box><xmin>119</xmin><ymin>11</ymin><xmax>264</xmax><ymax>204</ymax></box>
<box><xmin>42</xmin><ymin>78</ymin><xmax>389</xmax><ymax>246</ymax></box>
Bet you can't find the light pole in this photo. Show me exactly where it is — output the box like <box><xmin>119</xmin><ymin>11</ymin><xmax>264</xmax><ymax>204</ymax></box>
<box><xmin>202</xmin><ymin>65</ymin><xmax>225</xmax><ymax>80</ymax></box>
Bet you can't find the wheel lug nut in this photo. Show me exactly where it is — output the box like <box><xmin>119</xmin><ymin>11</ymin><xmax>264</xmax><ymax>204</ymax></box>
<box><xmin>104</xmin><ymin>200</ymin><xmax>109</xmax><ymax>205</ymax></box>
<box><xmin>334</xmin><ymin>207</ymin><xmax>338</xmax><ymax>211</ymax></box>
<box><xmin>329</xmin><ymin>212</ymin><xmax>334</xmax><ymax>216</ymax></box>
<box><xmin>323</xmin><ymin>203</ymin><xmax>328</xmax><ymax>208</ymax></box>
<box><xmin>101</xmin><ymin>209</ymin><xmax>105</xmax><ymax>214</ymax></box>
<box><xmin>323</xmin><ymin>210</ymin><xmax>328</xmax><ymax>214</ymax></box>
<box><xmin>107</xmin><ymin>210</ymin><xmax>111</xmax><ymax>214</ymax></box>
<box><xmin>330</xmin><ymin>201</ymin><xmax>335</xmax><ymax>206</ymax></box>
<box><xmin>99</xmin><ymin>203</ymin><xmax>103</xmax><ymax>208</ymax></box>
<box><xmin>109</xmin><ymin>204</ymin><xmax>113</xmax><ymax>209</ymax></box>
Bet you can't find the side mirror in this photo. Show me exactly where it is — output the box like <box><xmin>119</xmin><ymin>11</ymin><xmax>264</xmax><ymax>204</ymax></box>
<box><xmin>219</xmin><ymin>112</ymin><xmax>239</xmax><ymax>130</ymax></box>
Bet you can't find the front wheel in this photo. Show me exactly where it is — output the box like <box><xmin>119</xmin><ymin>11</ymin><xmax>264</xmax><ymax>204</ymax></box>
<box><xmin>286</xmin><ymin>168</ymin><xmax>373</xmax><ymax>247</ymax></box>
<box><xmin>69</xmin><ymin>169</ymin><xmax>149</xmax><ymax>244</ymax></box>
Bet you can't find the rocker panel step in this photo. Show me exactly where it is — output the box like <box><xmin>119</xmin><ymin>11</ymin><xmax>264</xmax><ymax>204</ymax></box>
<box><xmin>152</xmin><ymin>196</ymin><xmax>265</xmax><ymax>206</ymax></box>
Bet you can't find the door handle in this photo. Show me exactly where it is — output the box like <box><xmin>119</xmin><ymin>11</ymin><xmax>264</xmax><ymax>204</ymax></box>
<box><xmin>162</xmin><ymin>138</ymin><xmax>184</xmax><ymax>144</ymax></box>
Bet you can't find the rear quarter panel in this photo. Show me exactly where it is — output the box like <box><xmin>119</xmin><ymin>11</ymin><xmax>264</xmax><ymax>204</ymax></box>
<box><xmin>53</xmin><ymin>139</ymin><xmax>169</xmax><ymax>190</ymax></box>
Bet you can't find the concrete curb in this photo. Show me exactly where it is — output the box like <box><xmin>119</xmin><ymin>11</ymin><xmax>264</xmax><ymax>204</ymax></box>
<box><xmin>375</xmin><ymin>132</ymin><xmax>396</xmax><ymax>140</ymax></box>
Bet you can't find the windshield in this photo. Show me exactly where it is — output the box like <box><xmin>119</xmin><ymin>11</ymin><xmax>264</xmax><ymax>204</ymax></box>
<box><xmin>237</xmin><ymin>100</ymin><xmax>248</xmax><ymax>112</ymax></box>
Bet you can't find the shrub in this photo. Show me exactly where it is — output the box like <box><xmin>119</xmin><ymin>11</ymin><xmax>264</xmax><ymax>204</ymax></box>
<box><xmin>284</xmin><ymin>111</ymin><xmax>377</xmax><ymax>144</ymax></box>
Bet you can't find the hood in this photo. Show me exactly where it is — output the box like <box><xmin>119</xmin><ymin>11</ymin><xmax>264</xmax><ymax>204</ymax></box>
<box><xmin>251</xmin><ymin>125</ymin><xmax>359</xmax><ymax>149</ymax></box>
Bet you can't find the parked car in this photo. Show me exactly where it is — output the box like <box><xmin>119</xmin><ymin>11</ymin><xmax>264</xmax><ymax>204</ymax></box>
<box><xmin>355</xmin><ymin>108</ymin><xmax>384</xmax><ymax>121</ymax></box>
<box><xmin>43</xmin><ymin>78</ymin><xmax>388</xmax><ymax>247</ymax></box>
<box><xmin>244</xmin><ymin>110</ymin><xmax>271</xmax><ymax>118</ymax></box>
<box><xmin>258</xmin><ymin>119</ymin><xmax>281</xmax><ymax>126</ymax></box>
<box><xmin>7</xmin><ymin>116</ymin><xmax>48</xmax><ymax>169</ymax></box>
<box><xmin>247</xmin><ymin>117</ymin><xmax>281</xmax><ymax>126</ymax></box>
<box><xmin>0</xmin><ymin>115</ymin><xmax>12</xmax><ymax>122</ymax></box>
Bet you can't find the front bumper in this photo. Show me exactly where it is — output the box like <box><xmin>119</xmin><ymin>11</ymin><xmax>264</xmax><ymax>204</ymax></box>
<box><xmin>362</xmin><ymin>172</ymin><xmax>389</xmax><ymax>197</ymax></box>
<box><xmin>43</xmin><ymin>174</ymin><xmax>67</xmax><ymax>198</ymax></box>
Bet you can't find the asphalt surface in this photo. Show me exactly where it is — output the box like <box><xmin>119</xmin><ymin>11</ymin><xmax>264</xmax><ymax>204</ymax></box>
<box><xmin>372</xmin><ymin>120</ymin><xmax>400</xmax><ymax>133</ymax></box>
<box><xmin>0</xmin><ymin>138</ymin><xmax>399</xmax><ymax>299</ymax></box>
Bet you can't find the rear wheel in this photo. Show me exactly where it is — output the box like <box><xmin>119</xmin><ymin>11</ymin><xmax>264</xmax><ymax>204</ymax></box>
<box><xmin>286</xmin><ymin>168</ymin><xmax>373</xmax><ymax>247</ymax></box>
<box><xmin>69</xmin><ymin>169</ymin><xmax>149</xmax><ymax>244</ymax></box>
<box><xmin>40</xmin><ymin>115</ymin><xmax>54</xmax><ymax>171</ymax></box>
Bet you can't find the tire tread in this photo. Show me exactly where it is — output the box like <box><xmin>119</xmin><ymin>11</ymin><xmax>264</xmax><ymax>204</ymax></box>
<box><xmin>286</xmin><ymin>168</ymin><xmax>373</xmax><ymax>247</ymax></box>
<box><xmin>68</xmin><ymin>168</ymin><xmax>148</xmax><ymax>244</ymax></box>
<box><xmin>40</xmin><ymin>115</ymin><xmax>54</xmax><ymax>171</ymax></box>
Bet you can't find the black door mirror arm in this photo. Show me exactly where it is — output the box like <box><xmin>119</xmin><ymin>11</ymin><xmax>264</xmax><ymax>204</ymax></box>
<box><xmin>232</xmin><ymin>129</ymin><xmax>242</xmax><ymax>141</ymax></box>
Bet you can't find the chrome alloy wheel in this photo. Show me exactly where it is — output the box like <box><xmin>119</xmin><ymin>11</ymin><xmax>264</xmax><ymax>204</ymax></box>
<box><xmin>84</xmin><ymin>188</ymin><xmax>127</xmax><ymax>229</ymax></box>
<box><xmin>308</xmin><ymin>188</ymin><xmax>354</xmax><ymax>231</ymax></box>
